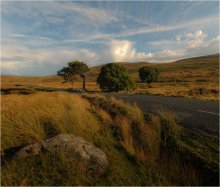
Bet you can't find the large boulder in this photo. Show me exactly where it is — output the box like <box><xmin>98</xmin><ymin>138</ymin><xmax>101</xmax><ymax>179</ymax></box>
<box><xmin>13</xmin><ymin>134</ymin><xmax>108</xmax><ymax>175</ymax></box>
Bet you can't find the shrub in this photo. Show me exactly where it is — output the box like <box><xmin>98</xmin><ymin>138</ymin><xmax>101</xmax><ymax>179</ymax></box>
<box><xmin>139</xmin><ymin>66</ymin><xmax>159</xmax><ymax>83</ymax></box>
<box><xmin>97</xmin><ymin>63</ymin><xmax>134</xmax><ymax>91</ymax></box>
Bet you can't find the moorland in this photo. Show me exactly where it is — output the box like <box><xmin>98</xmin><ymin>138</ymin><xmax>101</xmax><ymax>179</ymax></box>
<box><xmin>1</xmin><ymin>54</ymin><xmax>219</xmax><ymax>186</ymax></box>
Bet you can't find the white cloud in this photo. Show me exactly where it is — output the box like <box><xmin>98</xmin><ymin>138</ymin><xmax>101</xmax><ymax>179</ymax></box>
<box><xmin>108</xmin><ymin>40</ymin><xmax>136</xmax><ymax>62</ymax></box>
<box><xmin>1</xmin><ymin>29</ymin><xmax>219</xmax><ymax>75</ymax></box>
<box><xmin>2</xmin><ymin>1</ymin><xmax>117</xmax><ymax>26</ymax></box>
<box><xmin>185</xmin><ymin>30</ymin><xmax>207</xmax><ymax>48</ymax></box>
<box><xmin>46</xmin><ymin>16</ymin><xmax>65</xmax><ymax>25</ymax></box>
<box><xmin>156</xmin><ymin>50</ymin><xmax>177</xmax><ymax>57</ymax></box>
<box><xmin>1</xmin><ymin>61</ymin><xmax>32</xmax><ymax>72</ymax></box>
<box><xmin>1</xmin><ymin>47</ymin><xmax>99</xmax><ymax>75</ymax></box>
<box><xmin>107</xmin><ymin>31</ymin><xmax>219</xmax><ymax>63</ymax></box>
<box><xmin>8</xmin><ymin>12</ymin><xmax>215</xmax><ymax>45</ymax></box>
<box><xmin>107</xmin><ymin>40</ymin><xmax>182</xmax><ymax>62</ymax></box>
<box><xmin>63</xmin><ymin>3</ymin><xmax>118</xmax><ymax>24</ymax></box>
<box><xmin>81</xmin><ymin>15</ymin><xmax>219</xmax><ymax>42</ymax></box>
<box><xmin>150</xmin><ymin>30</ymin><xmax>207</xmax><ymax>50</ymax></box>
<box><xmin>148</xmin><ymin>30</ymin><xmax>219</xmax><ymax>60</ymax></box>
<box><xmin>185</xmin><ymin>34</ymin><xmax>219</xmax><ymax>57</ymax></box>
<box><xmin>175</xmin><ymin>31</ymin><xmax>219</xmax><ymax>56</ymax></box>
<box><xmin>2</xmin><ymin>2</ymin><xmax>219</xmax><ymax>46</ymax></box>
<box><xmin>136</xmin><ymin>52</ymin><xmax>153</xmax><ymax>60</ymax></box>
<box><xmin>2</xmin><ymin>38</ymin><xmax>160</xmax><ymax>75</ymax></box>
<box><xmin>176</xmin><ymin>35</ymin><xmax>182</xmax><ymax>42</ymax></box>
<box><xmin>88</xmin><ymin>15</ymin><xmax>218</xmax><ymax>44</ymax></box>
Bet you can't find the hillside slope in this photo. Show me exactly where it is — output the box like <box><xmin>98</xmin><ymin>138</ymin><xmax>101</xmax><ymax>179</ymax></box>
<box><xmin>86</xmin><ymin>54</ymin><xmax>219</xmax><ymax>82</ymax></box>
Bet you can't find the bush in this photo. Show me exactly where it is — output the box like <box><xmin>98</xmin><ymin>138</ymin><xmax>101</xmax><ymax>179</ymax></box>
<box><xmin>97</xmin><ymin>63</ymin><xmax>134</xmax><ymax>91</ymax></box>
<box><xmin>139</xmin><ymin>66</ymin><xmax>159</xmax><ymax>83</ymax></box>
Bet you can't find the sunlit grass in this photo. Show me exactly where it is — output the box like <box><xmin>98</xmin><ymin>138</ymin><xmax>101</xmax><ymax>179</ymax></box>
<box><xmin>1</xmin><ymin>92</ymin><xmax>100</xmax><ymax>151</ymax></box>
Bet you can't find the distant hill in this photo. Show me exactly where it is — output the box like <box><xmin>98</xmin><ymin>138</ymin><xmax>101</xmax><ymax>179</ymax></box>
<box><xmin>86</xmin><ymin>54</ymin><xmax>219</xmax><ymax>82</ymax></box>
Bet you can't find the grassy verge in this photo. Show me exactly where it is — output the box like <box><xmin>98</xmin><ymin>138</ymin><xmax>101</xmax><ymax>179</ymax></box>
<box><xmin>1</xmin><ymin>92</ymin><xmax>219</xmax><ymax>185</ymax></box>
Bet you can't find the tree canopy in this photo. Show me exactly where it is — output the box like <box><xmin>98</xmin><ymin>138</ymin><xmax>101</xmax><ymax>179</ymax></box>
<box><xmin>97</xmin><ymin>63</ymin><xmax>134</xmax><ymax>91</ymax></box>
<box><xmin>57</xmin><ymin>60</ymin><xmax>89</xmax><ymax>90</ymax></box>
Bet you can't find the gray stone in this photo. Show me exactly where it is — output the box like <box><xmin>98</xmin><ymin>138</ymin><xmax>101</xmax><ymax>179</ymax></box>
<box><xmin>13</xmin><ymin>134</ymin><xmax>108</xmax><ymax>175</ymax></box>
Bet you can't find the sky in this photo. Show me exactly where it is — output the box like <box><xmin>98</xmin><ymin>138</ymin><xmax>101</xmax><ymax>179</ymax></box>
<box><xmin>1</xmin><ymin>1</ymin><xmax>219</xmax><ymax>76</ymax></box>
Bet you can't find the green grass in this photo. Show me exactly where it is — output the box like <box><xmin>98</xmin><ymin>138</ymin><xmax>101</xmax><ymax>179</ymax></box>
<box><xmin>1</xmin><ymin>92</ymin><xmax>219</xmax><ymax>185</ymax></box>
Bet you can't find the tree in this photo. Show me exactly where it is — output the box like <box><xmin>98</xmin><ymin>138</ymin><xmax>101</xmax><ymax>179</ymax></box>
<box><xmin>139</xmin><ymin>66</ymin><xmax>159</xmax><ymax>84</ymax></box>
<box><xmin>57</xmin><ymin>61</ymin><xmax>89</xmax><ymax>91</ymax></box>
<box><xmin>97</xmin><ymin>63</ymin><xmax>134</xmax><ymax>91</ymax></box>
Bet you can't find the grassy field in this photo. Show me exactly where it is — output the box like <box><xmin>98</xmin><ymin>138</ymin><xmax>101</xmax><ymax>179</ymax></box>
<box><xmin>1</xmin><ymin>92</ymin><xmax>219</xmax><ymax>186</ymax></box>
<box><xmin>1</xmin><ymin>54</ymin><xmax>219</xmax><ymax>100</ymax></box>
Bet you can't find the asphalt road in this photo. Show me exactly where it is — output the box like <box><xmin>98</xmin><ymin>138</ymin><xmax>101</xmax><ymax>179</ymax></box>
<box><xmin>104</xmin><ymin>93</ymin><xmax>219</xmax><ymax>137</ymax></box>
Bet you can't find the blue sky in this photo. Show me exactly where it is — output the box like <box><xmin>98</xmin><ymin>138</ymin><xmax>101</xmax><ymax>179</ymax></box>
<box><xmin>1</xmin><ymin>1</ymin><xmax>219</xmax><ymax>75</ymax></box>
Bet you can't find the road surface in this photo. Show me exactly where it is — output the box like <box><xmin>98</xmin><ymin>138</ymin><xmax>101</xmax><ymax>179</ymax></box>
<box><xmin>104</xmin><ymin>93</ymin><xmax>219</xmax><ymax>137</ymax></box>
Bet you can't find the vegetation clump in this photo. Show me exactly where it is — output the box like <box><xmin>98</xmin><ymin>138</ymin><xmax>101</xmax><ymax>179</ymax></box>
<box><xmin>139</xmin><ymin>66</ymin><xmax>159</xmax><ymax>84</ymax></box>
<box><xmin>97</xmin><ymin>63</ymin><xmax>134</xmax><ymax>92</ymax></box>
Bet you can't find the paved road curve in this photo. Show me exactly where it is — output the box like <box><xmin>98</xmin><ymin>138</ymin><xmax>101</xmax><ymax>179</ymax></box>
<box><xmin>104</xmin><ymin>93</ymin><xmax>219</xmax><ymax>137</ymax></box>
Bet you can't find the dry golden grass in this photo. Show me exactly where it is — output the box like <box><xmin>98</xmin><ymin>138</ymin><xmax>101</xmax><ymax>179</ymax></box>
<box><xmin>82</xmin><ymin>94</ymin><xmax>146</xmax><ymax>159</ymax></box>
<box><xmin>115</xmin><ymin>116</ymin><xmax>135</xmax><ymax>156</ymax></box>
<box><xmin>82</xmin><ymin>96</ymin><xmax>162</xmax><ymax>156</ymax></box>
<box><xmin>1</xmin><ymin>75</ymin><xmax>100</xmax><ymax>91</ymax></box>
<box><xmin>134</xmin><ymin>82</ymin><xmax>219</xmax><ymax>100</ymax></box>
<box><xmin>83</xmin><ymin>94</ymin><xmax>204</xmax><ymax>185</ymax></box>
<box><xmin>1</xmin><ymin>92</ymin><xmax>100</xmax><ymax>151</ymax></box>
<box><xmin>1</xmin><ymin>92</ymin><xmax>159</xmax><ymax>185</ymax></box>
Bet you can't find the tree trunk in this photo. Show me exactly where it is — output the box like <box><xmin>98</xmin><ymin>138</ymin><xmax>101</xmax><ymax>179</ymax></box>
<box><xmin>82</xmin><ymin>76</ymin><xmax>86</xmax><ymax>91</ymax></box>
<box><xmin>71</xmin><ymin>81</ymin><xmax>74</xmax><ymax>91</ymax></box>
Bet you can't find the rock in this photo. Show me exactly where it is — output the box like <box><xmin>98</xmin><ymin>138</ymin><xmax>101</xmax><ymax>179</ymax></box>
<box><xmin>13</xmin><ymin>134</ymin><xmax>108</xmax><ymax>175</ymax></box>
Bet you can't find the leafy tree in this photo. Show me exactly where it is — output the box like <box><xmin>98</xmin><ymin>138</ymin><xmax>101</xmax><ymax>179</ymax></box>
<box><xmin>97</xmin><ymin>63</ymin><xmax>134</xmax><ymax>91</ymax></box>
<box><xmin>139</xmin><ymin>66</ymin><xmax>159</xmax><ymax>84</ymax></box>
<box><xmin>57</xmin><ymin>61</ymin><xmax>89</xmax><ymax>91</ymax></box>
